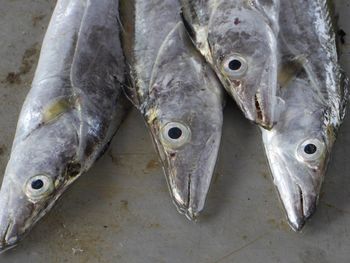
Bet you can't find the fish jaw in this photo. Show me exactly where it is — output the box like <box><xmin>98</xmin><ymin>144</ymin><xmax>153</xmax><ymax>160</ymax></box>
<box><xmin>226</xmin><ymin>67</ymin><xmax>278</xmax><ymax>130</ymax></box>
<box><xmin>267</xmin><ymin>154</ymin><xmax>317</xmax><ymax>231</ymax></box>
<box><xmin>149</xmin><ymin>117</ymin><xmax>222</xmax><ymax>220</ymax></box>
<box><xmin>0</xmin><ymin>166</ymin><xmax>77</xmax><ymax>253</ymax></box>
<box><xmin>0</xmin><ymin>177</ymin><xmax>32</xmax><ymax>252</ymax></box>
<box><xmin>262</xmin><ymin>129</ymin><xmax>328</xmax><ymax>231</ymax></box>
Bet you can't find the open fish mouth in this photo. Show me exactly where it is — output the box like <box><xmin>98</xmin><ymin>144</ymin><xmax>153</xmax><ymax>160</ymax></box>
<box><xmin>254</xmin><ymin>91</ymin><xmax>275</xmax><ymax>130</ymax></box>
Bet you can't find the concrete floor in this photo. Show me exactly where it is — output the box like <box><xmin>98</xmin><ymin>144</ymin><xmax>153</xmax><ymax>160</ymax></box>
<box><xmin>0</xmin><ymin>1</ymin><xmax>350</xmax><ymax>262</ymax></box>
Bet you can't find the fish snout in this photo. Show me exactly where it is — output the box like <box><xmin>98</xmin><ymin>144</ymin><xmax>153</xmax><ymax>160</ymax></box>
<box><xmin>265</xmin><ymin>148</ymin><xmax>320</xmax><ymax>232</ymax></box>
<box><xmin>284</xmin><ymin>186</ymin><xmax>318</xmax><ymax>232</ymax></box>
<box><xmin>168</xmin><ymin>158</ymin><xmax>216</xmax><ymax>221</ymax></box>
<box><xmin>0</xmin><ymin>214</ymin><xmax>19</xmax><ymax>253</ymax></box>
<box><xmin>232</xmin><ymin>86</ymin><xmax>276</xmax><ymax>129</ymax></box>
<box><xmin>0</xmin><ymin>180</ymin><xmax>33</xmax><ymax>253</ymax></box>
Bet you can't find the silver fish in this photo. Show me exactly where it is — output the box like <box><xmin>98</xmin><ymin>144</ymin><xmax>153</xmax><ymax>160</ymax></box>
<box><xmin>262</xmin><ymin>0</ymin><xmax>348</xmax><ymax>231</ymax></box>
<box><xmin>120</xmin><ymin>0</ymin><xmax>224</xmax><ymax>219</ymax></box>
<box><xmin>0</xmin><ymin>0</ymin><xmax>128</xmax><ymax>251</ymax></box>
<box><xmin>181</xmin><ymin>0</ymin><xmax>280</xmax><ymax>129</ymax></box>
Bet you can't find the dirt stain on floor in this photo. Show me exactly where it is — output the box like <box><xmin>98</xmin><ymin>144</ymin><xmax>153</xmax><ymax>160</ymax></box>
<box><xmin>108</xmin><ymin>149</ymin><xmax>118</xmax><ymax>166</ymax></box>
<box><xmin>261</xmin><ymin>172</ymin><xmax>269</xmax><ymax>180</ymax></box>
<box><xmin>323</xmin><ymin>201</ymin><xmax>350</xmax><ymax>214</ymax></box>
<box><xmin>267</xmin><ymin>218</ymin><xmax>290</xmax><ymax>231</ymax></box>
<box><xmin>0</xmin><ymin>145</ymin><xmax>6</xmax><ymax>156</ymax></box>
<box><xmin>32</xmin><ymin>14</ymin><xmax>46</xmax><ymax>27</ymax></box>
<box><xmin>145</xmin><ymin>159</ymin><xmax>160</xmax><ymax>170</ymax></box>
<box><xmin>2</xmin><ymin>43</ymin><xmax>39</xmax><ymax>85</ymax></box>
<box><xmin>120</xmin><ymin>199</ymin><xmax>129</xmax><ymax>211</ymax></box>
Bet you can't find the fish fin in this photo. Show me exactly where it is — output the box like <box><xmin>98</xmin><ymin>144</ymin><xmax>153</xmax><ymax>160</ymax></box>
<box><xmin>121</xmin><ymin>76</ymin><xmax>140</xmax><ymax>109</ymax></box>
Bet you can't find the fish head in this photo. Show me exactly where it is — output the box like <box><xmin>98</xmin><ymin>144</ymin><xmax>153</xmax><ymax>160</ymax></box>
<box><xmin>145</xmin><ymin>23</ymin><xmax>224</xmax><ymax>219</ymax></box>
<box><xmin>207</xmin><ymin>6</ymin><xmax>278</xmax><ymax>128</ymax></box>
<box><xmin>146</xmin><ymin>84</ymin><xmax>223</xmax><ymax>219</ymax></box>
<box><xmin>0</xmin><ymin>117</ymin><xmax>79</xmax><ymax>252</ymax></box>
<box><xmin>262</xmin><ymin>77</ymin><xmax>334</xmax><ymax>231</ymax></box>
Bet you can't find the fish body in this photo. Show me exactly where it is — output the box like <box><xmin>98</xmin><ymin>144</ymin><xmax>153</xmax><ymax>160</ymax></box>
<box><xmin>262</xmin><ymin>0</ymin><xmax>348</xmax><ymax>231</ymax></box>
<box><xmin>181</xmin><ymin>0</ymin><xmax>280</xmax><ymax>128</ymax></box>
<box><xmin>120</xmin><ymin>0</ymin><xmax>224</xmax><ymax>219</ymax></box>
<box><xmin>0</xmin><ymin>0</ymin><xmax>128</xmax><ymax>251</ymax></box>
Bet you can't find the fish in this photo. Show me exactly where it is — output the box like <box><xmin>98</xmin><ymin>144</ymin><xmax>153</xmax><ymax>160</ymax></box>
<box><xmin>180</xmin><ymin>0</ymin><xmax>280</xmax><ymax>129</ymax></box>
<box><xmin>120</xmin><ymin>0</ymin><xmax>224</xmax><ymax>219</ymax></box>
<box><xmin>261</xmin><ymin>0</ymin><xmax>349</xmax><ymax>231</ymax></box>
<box><xmin>0</xmin><ymin>0</ymin><xmax>129</xmax><ymax>251</ymax></box>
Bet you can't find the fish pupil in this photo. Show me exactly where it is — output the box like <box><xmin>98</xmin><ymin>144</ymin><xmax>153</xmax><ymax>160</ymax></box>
<box><xmin>304</xmin><ymin>144</ymin><xmax>317</xmax><ymax>155</ymax></box>
<box><xmin>31</xmin><ymin>179</ymin><xmax>44</xmax><ymax>190</ymax></box>
<box><xmin>168</xmin><ymin>127</ymin><xmax>182</xmax><ymax>140</ymax></box>
<box><xmin>228</xmin><ymin>59</ymin><xmax>242</xmax><ymax>71</ymax></box>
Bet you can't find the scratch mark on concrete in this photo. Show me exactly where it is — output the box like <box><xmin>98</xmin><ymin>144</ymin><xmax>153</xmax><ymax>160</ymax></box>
<box><xmin>212</xmin><ymin>232</ymin><xmax>270</xmax><ymax>263</ymax></box>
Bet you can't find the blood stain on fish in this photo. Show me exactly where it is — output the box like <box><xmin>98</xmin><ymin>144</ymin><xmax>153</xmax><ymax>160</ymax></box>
<box><xmin>234</xmin><ymin>17</ymin><xmax>241</xmax><ymax>25</ymax></box>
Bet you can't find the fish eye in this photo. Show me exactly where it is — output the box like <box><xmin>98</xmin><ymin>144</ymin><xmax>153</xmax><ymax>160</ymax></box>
<box><xmin>160</xmin><ymin>122</ymin><xmax>191</xmax><ymax>149</ymax></box>
<box><xmin>228</xmin><ymin>60</ymin><xmax>242</xmax><ymax>71</ymax></box>
<box><xmin>222</xmin><ymin>54</ymin><xmax>248</xmax><ymax>78</ymax></box>
<box><xmin>31</xmin><ymin>179</ymin><xmax>44</xmax><ymax>190</ymax></box>
<box><xmin>304</xmin><ymin>144</ymin><xmax>317</xmax><ymax>155</ymax></box>
<box><xmin>297</xmin><ymin>139</ymin><xmax>325</xmax><ymax>163</ymax></box>
<box><xmin>25</xmin><ymin>174</ymin><xmax>54</xmax><ymax>202</ymax></box>
<box><xmin>168</xmin><ymin>127</ymin><xmax>182</xmax><ymax>139</ymax></box>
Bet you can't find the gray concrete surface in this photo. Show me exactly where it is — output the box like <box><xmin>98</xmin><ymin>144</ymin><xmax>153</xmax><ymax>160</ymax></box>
<box><xmin>0</xmin><ymin>1</ymin><xmax>350</xmax><ymax>262</ymax></box>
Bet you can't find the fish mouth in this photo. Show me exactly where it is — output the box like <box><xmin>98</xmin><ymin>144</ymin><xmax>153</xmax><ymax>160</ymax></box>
<box><xmin>144</xmin><ymin>127</ymin><xmax>201</xmax><ymax>220</ymax></box>
<box><xmin>284</xmin><ymin>184</ymin><xmax>317</xmax><ymax>232</ymax></box>
<box><xmin>235</xmin><ymin>89</ymin><xmax>275</xmax><ymax>130</ymax></box>
<box><xmin>275</xmin><ymin>170</ymin><xmax>318</xmax><ymax>232</ymax></box>
<box><xmin>153</xmin><ymin>139</ymin><xmax>219</xmax><ymax>221</ymax></box>
<box><xmin>0</xmin><ymin>217</ymin><xmax>19</xmax><ymax>254</ymax></box>
<box><xmin>264</xmin><ymin>147</ymin><xmax>320</xmax><ymax>232</ymax></box>
<box><xmin>0</xmin><ymin>177</ymin><xmax>74</xmax><ymax>253</ymax></box>
<box><xmin>254</xmin><ymin>91</ymin><xmax>274</xmax><ymax>130</ymax></box>
<box><xmin>170</xmin><ymin>173</ymin><xmax>199</xmax><ymax>221</ymax></box>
